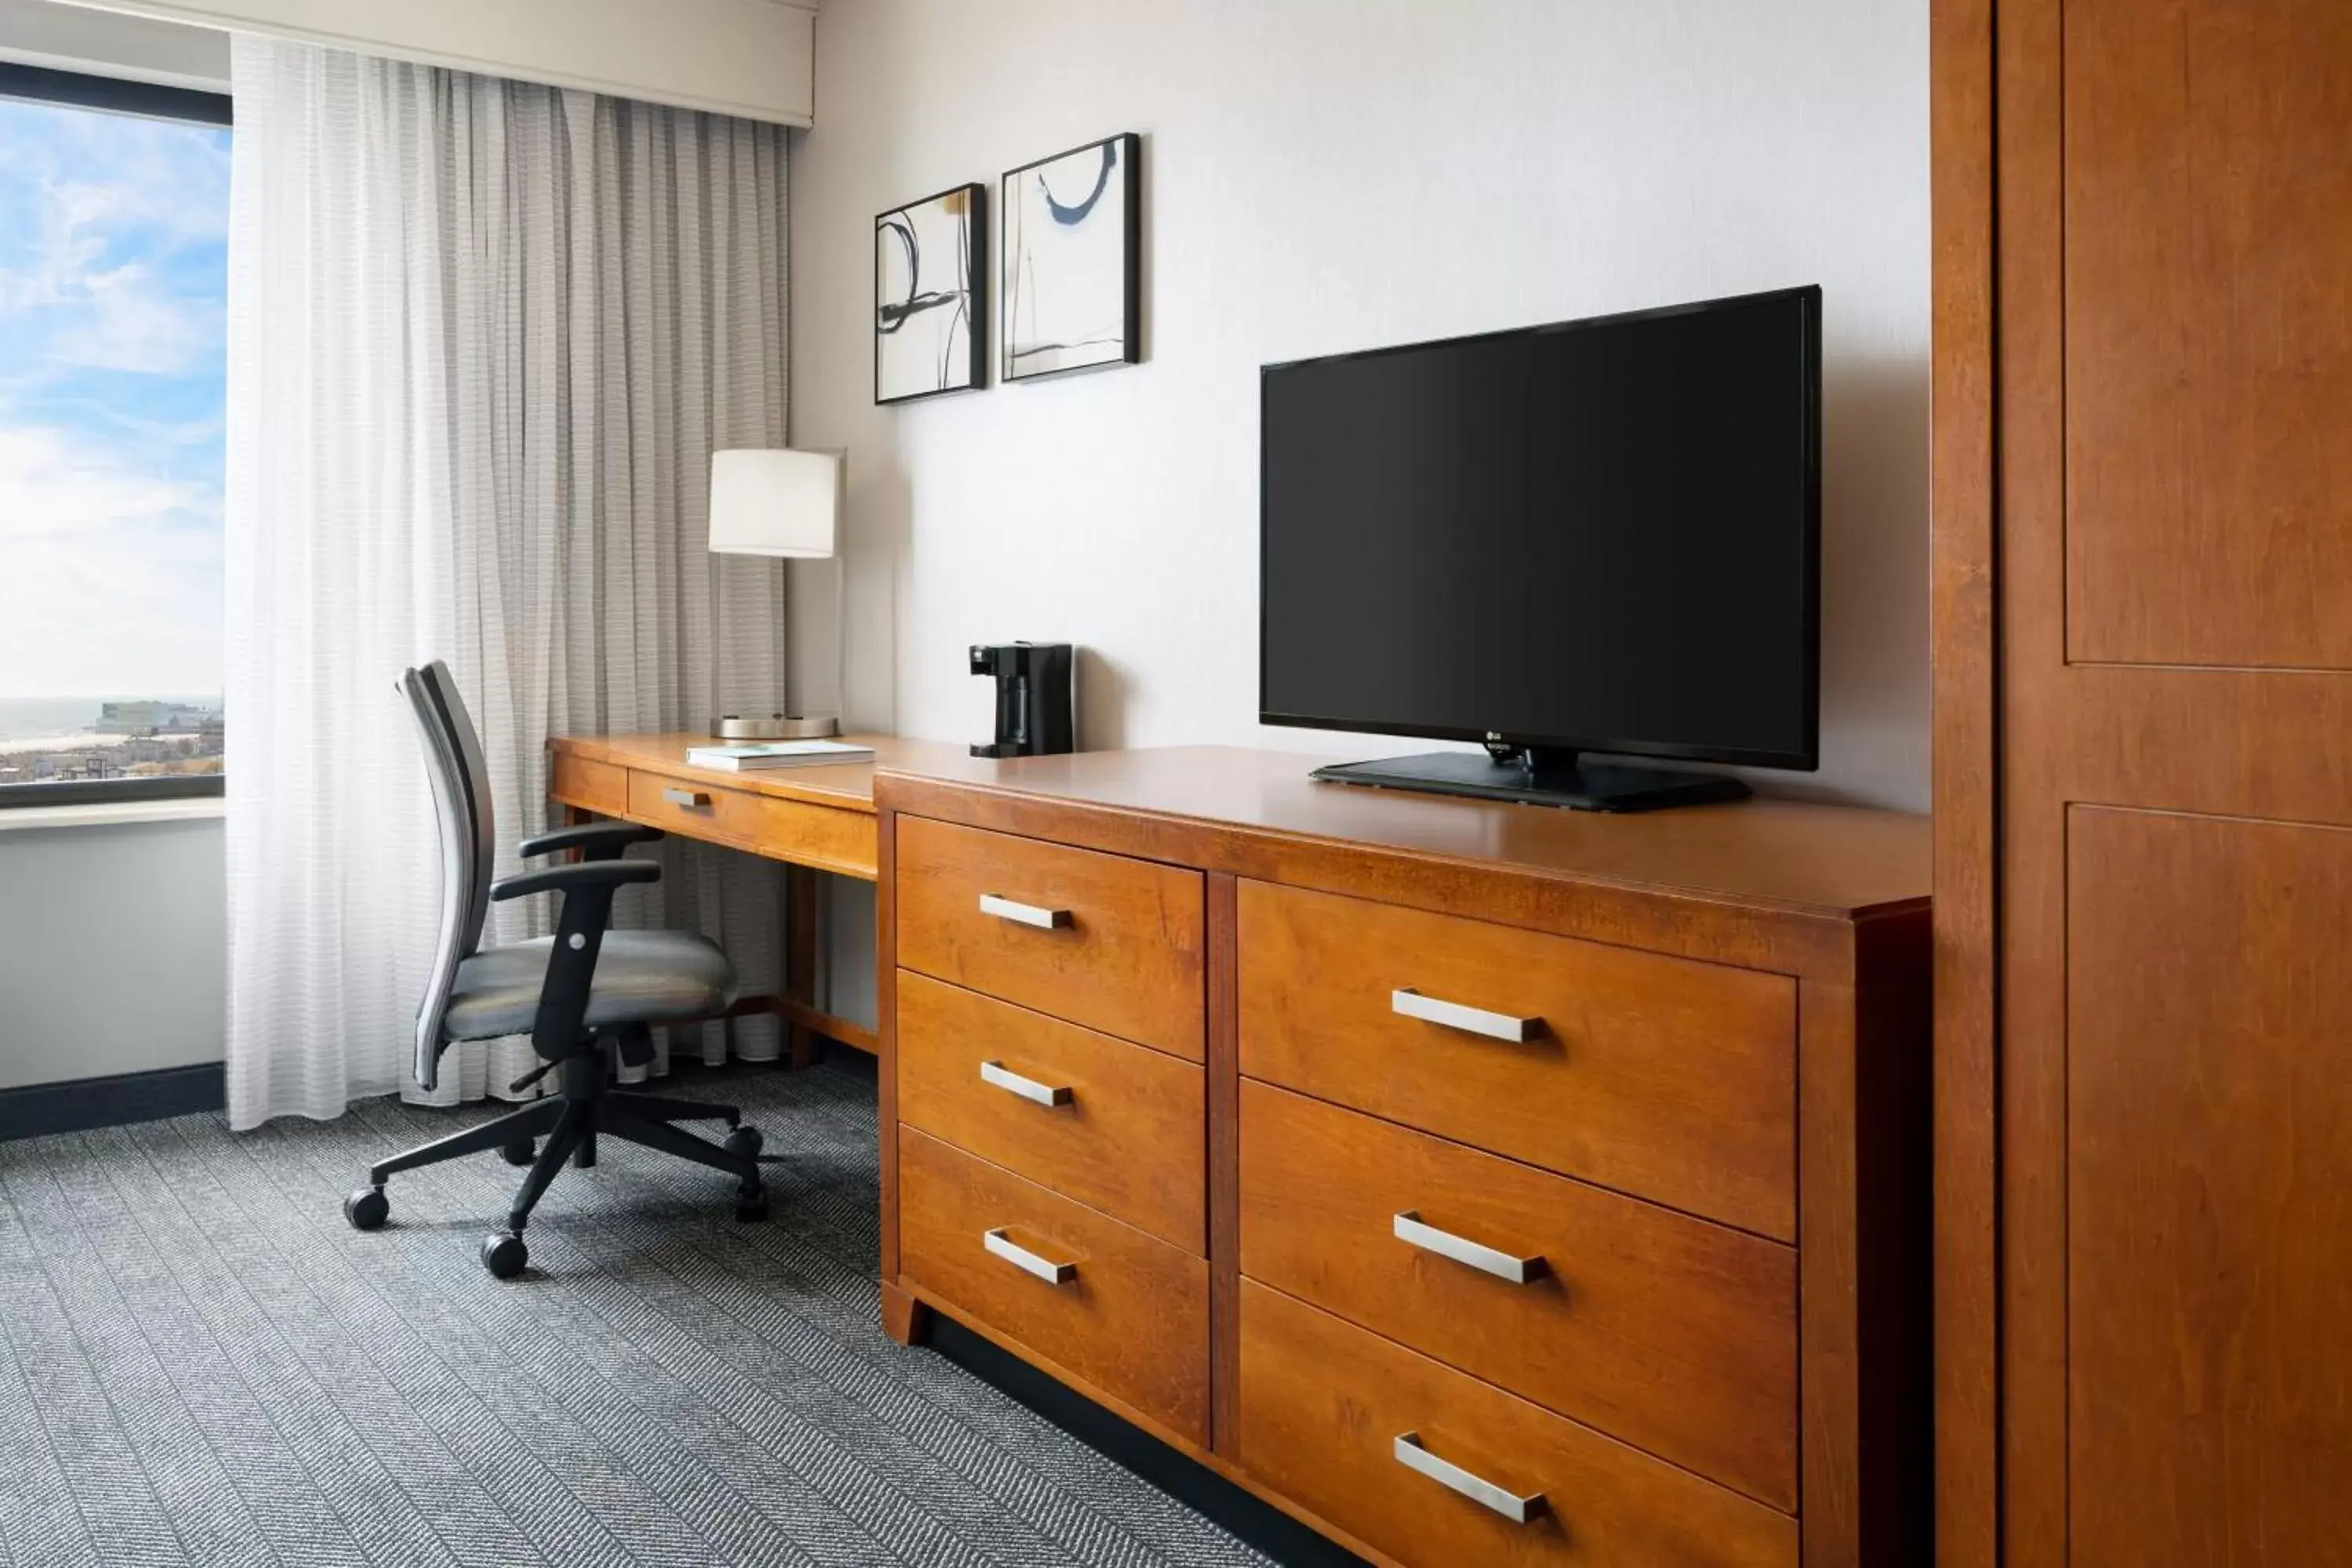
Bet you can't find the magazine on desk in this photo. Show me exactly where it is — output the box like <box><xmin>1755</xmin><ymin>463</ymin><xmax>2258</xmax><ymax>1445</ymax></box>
<box><xmin>685</xmin><ymin>740</ymin><xmax>876</xmax><ymax>771</ymax></box>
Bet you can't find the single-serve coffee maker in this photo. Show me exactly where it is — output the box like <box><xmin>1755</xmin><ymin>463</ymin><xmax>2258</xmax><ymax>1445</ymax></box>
<box><xmin>970</xmin><ymin>642</ymin><xmax>1076</xmax><ymax>758</ymax></box>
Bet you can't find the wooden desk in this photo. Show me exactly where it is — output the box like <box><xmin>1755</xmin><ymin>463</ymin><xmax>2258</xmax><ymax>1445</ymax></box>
<box><xmin>546</xmin><ymin>731</ymin><xmax>971</xmax><ymax>1064</ymax></box>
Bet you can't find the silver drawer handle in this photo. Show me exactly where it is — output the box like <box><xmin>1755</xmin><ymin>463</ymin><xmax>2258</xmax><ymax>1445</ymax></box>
<box><xmin>1391</xmin><ymin>987</ymin><xmax>1541</xmax><ymax>1043</ymax></box>
<box><xmin>978</xmin><ymin>892</ymin><xmax>1072</xmax><ymax>930</ymax></box>
<box><xmin>662</xmin><ymin>786</ymin><xmax>711</xmax><ymax>808</ymax></box>
<box><xmin>1393</xmin><ymin>1432</ymin><xmax>1548</xmax><ymax>1524</ymax></box>
<box><xmin>982</xmin><ymin>1227</ymin><xmax>1076</xmax><ymax>1284</ymax></box>
<box><xmin>979</xmin><ymin>1059</ymin><xmax>1073</xmax><ymax>1107</ymax></box>
<box><xmin>1393</xmin><ymin>1210</ymin><xmax>1548</xmax><ymax>1284</ymax></box>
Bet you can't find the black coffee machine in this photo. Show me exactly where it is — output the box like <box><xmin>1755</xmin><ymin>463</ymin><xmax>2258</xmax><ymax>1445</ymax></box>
<box><xmin>971</xmin><ymin>642</ymin><xmax>1076</xmax><ymax>757</ymax></box>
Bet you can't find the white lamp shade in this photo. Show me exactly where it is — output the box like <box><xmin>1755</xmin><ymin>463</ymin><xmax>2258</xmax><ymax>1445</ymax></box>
<box><xmin>709</xmin><ymin>448</ymin><xmax>840</xmax><ymax>558</ymax></box>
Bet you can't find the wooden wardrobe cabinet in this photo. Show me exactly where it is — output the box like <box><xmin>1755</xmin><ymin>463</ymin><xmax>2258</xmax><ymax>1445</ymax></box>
<box><xmin>1933</xmin><ymin>2</ymin><xmax>2352</xmax><ymax>1563</ymax></box>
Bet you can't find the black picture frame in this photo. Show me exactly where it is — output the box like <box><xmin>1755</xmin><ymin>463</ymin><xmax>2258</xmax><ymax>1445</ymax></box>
<box><xmin>1000</xmin><ymin>132</ymin><xmax>1142</xmax><ymax>383</ymax></box>
<box><xmin>874</xmin><ymin>181</ymin><xmax>986</xmax><ymax>405</ymax></box>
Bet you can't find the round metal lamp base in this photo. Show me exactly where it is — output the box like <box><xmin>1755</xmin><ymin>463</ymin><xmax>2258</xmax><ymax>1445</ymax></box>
<box><xmin>710</xmin><ymin>713</ymin><xmax>840</xmax><ymax>740</ymax></box>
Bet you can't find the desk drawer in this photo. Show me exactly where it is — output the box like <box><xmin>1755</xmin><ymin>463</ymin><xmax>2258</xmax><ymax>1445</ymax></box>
<box><xmin>1239</xmin><ymin>1281</ymin><xmax>1798</xmax><ymax>1568</ymax></box>
<box><xmin>626</xmin><ymin>769</ymin><xmax>875</xmax><ymax>879</ymax></box>
<box><xmin>898</xmin><ymin>1127</ymin><xmax>1210</xmax><ymax>1446</ymax></box>
<box><xmin>551</xmin><ymin>751</ymin><xmax>628</xmax><ymax>816</ymax></box>
<box><xmin>1240</xmin><ymin>1081</ymin><xmax>1796</xmax><ymax>1510</ymax></box>
<box><xmin>898</xmin><ymin>972</ymin><xmax>1206</xmax><ymax>1251</ymax></box>
<box><xmin>895</xmin><ymin>816</ymin><xmax>1204</xmax><ymax>1060</ymax></box>
<box><xmin>1236</xmin><ymin>880</ymin><xmax>1797</xmax><ymax>1240</ymax></box>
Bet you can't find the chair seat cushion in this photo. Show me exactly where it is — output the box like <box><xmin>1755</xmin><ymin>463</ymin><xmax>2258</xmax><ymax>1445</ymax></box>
<box><xmin>442</xmin><ymin>930</ymin><xmax>739</xmax><ymax>1041</ymax></box>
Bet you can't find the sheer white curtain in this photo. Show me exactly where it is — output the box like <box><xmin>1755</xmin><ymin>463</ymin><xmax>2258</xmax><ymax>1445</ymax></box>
<box><xmin>224</xmin><ymin>38</ymin><xmax>794</xmax><ymax>1130</ymax></box>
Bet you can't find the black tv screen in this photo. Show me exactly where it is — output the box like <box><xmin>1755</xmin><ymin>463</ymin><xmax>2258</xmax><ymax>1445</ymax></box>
<box><xmin>1260</xmin><ymin>285</ymin><xmax>1820</xmax><ymax>771</ymax></box>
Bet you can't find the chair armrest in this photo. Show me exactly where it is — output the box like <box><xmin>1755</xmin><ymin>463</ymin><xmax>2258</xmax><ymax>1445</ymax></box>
<box><xmin>495</xmin><ymin>859</ymin><xmax>660</xmax><ymax>1056</ymax></box>
<box><xmin>517</xmin><ymin>821</ymin><xmax>665</xmax><ymax>861</ymax></box>
<box><xmin>492</xmin><ymin>859</ymin><xmax>660</xmax><ymax>903</ymax></box>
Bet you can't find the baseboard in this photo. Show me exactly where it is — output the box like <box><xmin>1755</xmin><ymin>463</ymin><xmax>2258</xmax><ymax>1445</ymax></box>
<box><xmin>0</xmin><ymin>1051</ymin><xmax>851</xmax><ymax>1145</ymax></box>
<box><xmin>0</xmin><ymin>1062</ymin><xmax>225</xmax><ymax>1143</ymax></box>
<box><xmin>923</xmin><ymin>1314</ymin><xmax>1367</xmax><ymax>1568</ymax></box>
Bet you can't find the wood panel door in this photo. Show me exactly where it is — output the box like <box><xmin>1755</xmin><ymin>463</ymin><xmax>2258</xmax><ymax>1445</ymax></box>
<box><xmin>1939</xmin><ymin>0</ymin><xmax>2352</xmax><ymax>1562</ymax></box>
<box><xmin>2061</xmin><ymin>0</ymin><xmax>2352</xmax><ymax>670</ymax></box>
<box><xmin>2065</xmin><ymin>810</ymin><xmax>2352</xmax><ymax>1565</ymax></box>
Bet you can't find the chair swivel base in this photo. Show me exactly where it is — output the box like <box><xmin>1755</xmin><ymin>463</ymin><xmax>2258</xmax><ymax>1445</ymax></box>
<box><xmin>345</xmin><ymin>1051</ymin><xmax>767</xmax><ymax>1277</ymax></box>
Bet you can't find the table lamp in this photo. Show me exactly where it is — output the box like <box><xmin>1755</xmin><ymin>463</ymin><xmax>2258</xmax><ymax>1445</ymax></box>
<box><xmin>707</xmin><ymin>448</ymin><xmax>845</xmax><ymax>739</ymax></box>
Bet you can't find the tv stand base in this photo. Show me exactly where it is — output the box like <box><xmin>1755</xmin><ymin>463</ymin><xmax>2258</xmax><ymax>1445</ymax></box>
<box><xmin>1309</xmin><ymin>746</ymin><xmax>1753</xmax><ymax>812</ymax></box>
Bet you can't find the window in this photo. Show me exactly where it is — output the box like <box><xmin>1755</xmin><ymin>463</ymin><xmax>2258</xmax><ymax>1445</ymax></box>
<box><xmin>0</xmin><ymin>67</ymin><xmax>230</xmax><ymax>805</ymax></box>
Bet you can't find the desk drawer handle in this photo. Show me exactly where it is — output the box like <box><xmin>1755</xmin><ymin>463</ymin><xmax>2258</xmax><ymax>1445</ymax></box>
<box><xmin>1391</xmin><ymin>988</ymin><xmax>1540</xmax><ymax>1043</ymax></box>
<box><xmin>979</xmin><ymin>893</ymin><xmax>1070</xmax><ymax>930</ymax></box>
<box><xmin>979</xmin><ymin>1059</ymin><xmax>1073</xmax><ymax>1107</ymax></box>
<box><xmin>1392</xmin><ymin>1432</ymin><xmax>1548</xmax><ymax>1524</ymax></box>
<box><xmin>983</xmin><ymin>1227</ymin><xmax>1076</xmax><ymax>1284</ymax></box>
<box><xmin>1393</xmin><ymin>1210</ymin><xmax>1548</xmax><ymax>1284</ymax></box>
<box><xmin>662</xmin><ymin>787</ymin><xmax>712</xmax><ymax>808</ymax></box>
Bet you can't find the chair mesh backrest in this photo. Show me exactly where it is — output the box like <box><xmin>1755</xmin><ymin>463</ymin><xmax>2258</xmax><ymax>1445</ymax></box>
<box><xmin>401</xmin><ymin>659</ymin><xmax>497</xmax><ymax>1089</ymax></box>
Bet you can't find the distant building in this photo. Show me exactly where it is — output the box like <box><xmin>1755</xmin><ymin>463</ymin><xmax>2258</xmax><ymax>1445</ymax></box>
<box><xmin>91</xmin><ymin>700</ymin><xmax>224</xmax><ymax>736</ymax></box>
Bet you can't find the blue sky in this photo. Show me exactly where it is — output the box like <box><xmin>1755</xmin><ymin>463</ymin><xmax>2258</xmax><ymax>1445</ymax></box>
<box><xmin>0</xmin><ymin>96</ymin><xmax>228</xmax><ymax>702</ymax></box>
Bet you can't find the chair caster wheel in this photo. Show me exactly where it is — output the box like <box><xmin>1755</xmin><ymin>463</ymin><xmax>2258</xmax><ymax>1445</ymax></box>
<box><xmin>500</xmin><ymin>1138</ymin><xmax>536</xmax><ymax>1167</ymax></box>
<box><xmin>735</xmin><ymin>1188</ymin><xmax>769</xmax><ymax>1223</ymax></box>
<box><xmin>724</xmin><ymin>1125</ymin><xmax>764</xmax><ymax>1161</ymax></box>
<box><xmin>481</xmin><ymin>1232</ymin><xmax>528</xmax><ymax>1278</ymax></box>
<box><xmin>344</xmin><ymin>1187</ymin><xmax>388</xmax><ymax>1231</ymax></box>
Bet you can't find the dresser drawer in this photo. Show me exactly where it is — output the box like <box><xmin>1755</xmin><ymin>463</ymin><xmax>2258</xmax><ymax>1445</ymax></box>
<box><xmin>898</xmin><ymin>1127</ymin><xmax>1210</xmax><ymax>1446</ymax></box>
<box><xmin>1240</xmin><ymin>1081</ymin><xmax>1796</xmax><ymax>1510</ymax></box>
<box><xmin>1239</xmin><ymin>1281</ymin><xmax>1797</xmax><ymax>1568</ymax></box>
<box><xmin>897</xmin><ymin>971</ymin><xmax>1206</xmax><ymax>1252</ymax></box>
<box><xmin>624</xmin><ymin>769</ymin><xmax>876</xmax><ymax>879</ymax></box>
<box><xmin>895</xmin><ymin>816</ymin><xmax>1205</xmax><ymax>1059</ymax></box>
<box><xmin>1236</xmin><ymin>880</ymin><xmax>1797</xmax><ymax>1240</ymax></box>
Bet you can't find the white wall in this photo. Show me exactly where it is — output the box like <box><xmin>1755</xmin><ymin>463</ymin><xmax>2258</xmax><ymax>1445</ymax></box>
<box><xmin>789</xmin><ymin>0</ymin><xmax>1930</xmax><ymax>809</ymax></box>
<box><xmin>0</xmin><ymin>817</ymin><xmax>226</xmax><ymax>1090</ymax></box>
<box><xmin>53</xmin><ymin>0</ymin><xmax>815</xmax><ymax>124</ymax></box>
<box><xmin>0</xmin><ymin>0</ymin><xmax>227</xmax><ymax>89</ymax></box>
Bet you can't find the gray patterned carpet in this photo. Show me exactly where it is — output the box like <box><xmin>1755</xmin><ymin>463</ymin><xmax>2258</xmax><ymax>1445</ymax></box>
<box><xmin>0</xmin><ymin>1058</ymin><xmax>1272</xmax><ymax>1568</ymax></box>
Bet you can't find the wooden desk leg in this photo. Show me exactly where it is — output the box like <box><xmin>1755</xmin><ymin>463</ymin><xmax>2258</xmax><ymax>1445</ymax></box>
<box><xmin>785</xmin><ymin>862</ymin><xmax>819</xmax><ymax>1071</ymax></box>
<box><xmin>880</xmin><ymin>1279</ymin><xmax>929</xmax><ymax>1345</ymax></box>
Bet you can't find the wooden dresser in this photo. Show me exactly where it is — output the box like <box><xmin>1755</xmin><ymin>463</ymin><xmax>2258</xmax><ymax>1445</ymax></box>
<box><xmin>873</xmin><ymin>748</ymin><xmax>1929</xmax><ymax>1566</ymax></box>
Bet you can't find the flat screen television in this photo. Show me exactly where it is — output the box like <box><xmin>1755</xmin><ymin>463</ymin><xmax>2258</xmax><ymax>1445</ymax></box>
<box><xmin>1259</xmin><ymin>285</ymin><xmax>1820</xmax><ymax>811</ymax></box>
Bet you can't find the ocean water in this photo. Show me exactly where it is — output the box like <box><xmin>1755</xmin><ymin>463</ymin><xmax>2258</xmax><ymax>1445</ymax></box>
<box><xmin>0</xmin><ymin>697</ymin><xmax>223</xmax><ymax>742</ymax></box>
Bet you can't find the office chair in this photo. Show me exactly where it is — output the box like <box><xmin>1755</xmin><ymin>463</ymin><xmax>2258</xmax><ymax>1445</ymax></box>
<box><xmin>344</xmin><ymin>660</ymin><xmax>767</xmax><ymax>1277</ymax></box>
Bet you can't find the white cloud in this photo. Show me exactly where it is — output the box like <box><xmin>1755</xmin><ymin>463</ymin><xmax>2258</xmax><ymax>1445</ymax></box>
<box><xmin>0</xmin><ymin>109</ymin><xmax>228</xmax><ymax>241</ymax></box>
<box><xmin>0</xmin><ymin>525</ymin><xmax>223</xmax><ymax>700</ymax></box>
<box><xmin>0</xmin><ymin>107</ymin><xmax>229</xmax><ymax>379</ymax></box>
<box><xmin>51</xmin><ymin>261</ymin><xmax>220</xmax><ymax>375</ymax></box>
<box><xmin>0</xmin><ymin>424</ymin><xmax>214</xmax><ymax>539</ymax></box>
<box><xmin>0</xmin><ymin>422</ymin><xmax>223</xmax><ymax>699</ymax></box>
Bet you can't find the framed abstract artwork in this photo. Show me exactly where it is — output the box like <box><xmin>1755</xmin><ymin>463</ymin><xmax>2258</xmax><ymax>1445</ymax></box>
<box><xmin>875</xmin><ymin>182</ymin><xmax>985</xmax><ymax>405</ymax></box>
<box><xmin>1000</xmin><ymin>132</ymin><xmax>1141</xmax><ymax>383</ymax></box>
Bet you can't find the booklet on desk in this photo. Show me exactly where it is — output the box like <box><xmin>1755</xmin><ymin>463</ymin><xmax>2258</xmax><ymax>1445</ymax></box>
<box><xmin>685</xmin><ymin>740</ymin><xmax>877</xmax><ymax>771</ymax></box>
